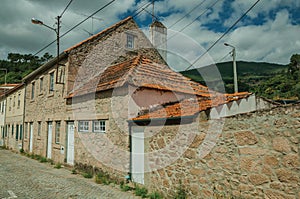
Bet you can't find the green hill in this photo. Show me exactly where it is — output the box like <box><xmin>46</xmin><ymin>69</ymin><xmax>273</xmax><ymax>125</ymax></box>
<box><xmin>180</xmin><ymin>61</ymin><xmax>288</xmax><ymax>94</ymax></box>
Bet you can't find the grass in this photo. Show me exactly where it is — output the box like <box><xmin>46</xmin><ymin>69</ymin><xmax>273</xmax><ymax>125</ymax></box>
<box><xmin>54</xmin><ymin>163</ymin><xmax>62</xmax><ymax>169</ymax></box>
<box><xmin>82</xmin><ymin>172</ymin><xmax>93</xmax><ymax>178</ymax></box>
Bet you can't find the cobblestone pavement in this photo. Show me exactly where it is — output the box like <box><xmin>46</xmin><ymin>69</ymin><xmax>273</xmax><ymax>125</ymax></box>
<box><xmin>0</xmin><ymin>149</ymin><xmax>140</xmax><ymax>199</ymax></box>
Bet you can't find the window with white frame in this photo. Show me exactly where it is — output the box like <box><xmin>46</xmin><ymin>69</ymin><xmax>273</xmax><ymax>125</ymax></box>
<box><xmin>78</xmin><ymin>121</ymin><xmax>89</xmax><ymax>132</ymax></box>
<box><xmin>126</xmin><ymin>34</ymin><xmax>134</xmax><ymax>49</ymax></box>
<box><xmin>55</xmin><ymin>121</ymin><xmax>60</xmax><ymax>144</ymax></box>
<box><xmin>93</xmin><ymin>120</ymin><xmax>106</xmax><ymax>133</ymax></box>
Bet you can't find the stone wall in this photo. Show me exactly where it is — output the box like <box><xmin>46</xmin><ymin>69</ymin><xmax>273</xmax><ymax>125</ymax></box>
<box><xmin>68</xmin><ymin>88</ymin><xmax>131</xmax><ymax>180</ymax></box>
<box><xmin>144</xmin><ymin>104</ymin><xmax>300</xmax><ymax>198</ymax></box>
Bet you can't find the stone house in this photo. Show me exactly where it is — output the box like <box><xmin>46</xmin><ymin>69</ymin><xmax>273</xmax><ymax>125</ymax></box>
<box><xmin>0</xmin><ymin>84</ymin><xmax>20</xmax><ymax>147</ymax></box>
<box><xmin>2</xmin><ymin>84</ymin><xmax>25</xmax><ymax>151</ymax></box>
<box><xmin>22</xmin><ymin>16</ymin><xmax>166</xmax><ymax>165</ymax></box>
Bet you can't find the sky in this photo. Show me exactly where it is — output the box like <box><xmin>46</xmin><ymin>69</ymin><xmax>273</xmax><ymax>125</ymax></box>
<box><xmin>0</xmin><ymin>0</ymin><xmax>299</xmax><ymax>70</ymax></box>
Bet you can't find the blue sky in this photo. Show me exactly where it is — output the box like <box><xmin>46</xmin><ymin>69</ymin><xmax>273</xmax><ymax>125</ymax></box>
<box><xmin>0</xmin><ymin>0</ymin><xmax>299</xmax><ymax>70</ymax></box>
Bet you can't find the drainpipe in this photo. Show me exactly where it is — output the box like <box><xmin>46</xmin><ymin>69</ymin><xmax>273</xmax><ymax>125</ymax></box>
<box><xmin>21</xmin><ymin>83</ymin><xmax>26</xmax><ymax>151</ymax></box>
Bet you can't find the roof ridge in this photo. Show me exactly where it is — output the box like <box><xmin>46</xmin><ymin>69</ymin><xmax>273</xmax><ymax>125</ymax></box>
<box><xmin>65</xmin><ymin>16</ymin><xmax>133</xmax><ymax>52</ymax></box>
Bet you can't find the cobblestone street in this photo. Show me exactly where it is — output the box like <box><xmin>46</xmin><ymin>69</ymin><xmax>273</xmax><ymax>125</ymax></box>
<box><xmin>0</xmin><ymin>149</ymin><xmax>140</xmax><ymax>199</ymax></box>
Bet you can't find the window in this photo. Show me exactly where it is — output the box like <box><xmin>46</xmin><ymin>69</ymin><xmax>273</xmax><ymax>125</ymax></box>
<box><xmin>1</xmin><ymin>101</ymin><xmax>4</xmax><ymax>113</ymax></box>
<box><xmin>78</xmin><ymin>121</ymin><xmax>89</xmax><ymax>132</ymax></box>
<box><xmin>49</xmin><ymin>72</ymin><xmax>54</xmax><ymax>92</ymax></box>
<box><xmin>9</xmin><ymin>98</ymin><xmax>11</xmax><ymax>111</ymax></box>
<box><xmin>17</xmin><ymin>93</ymin><xmax>21</xmax><ymax>108</ymax></box>
<box><xmin>126</xmin><ymin>34</ymin><xmax>134</xmax><ymax>49</ymax></box>
<box><xmin>93</xmin><ymin>120</ymin><xmax>106</xmax><ymax>133</ymax></box>
<box><xmin>11</xmin><ymin>124</ymin><xmax>14</xmax><ymax>136</ymax></box>
<box><xmin>13</xmin><ymin>96</ymin><xmax>16</xmax><ymax>107</ymax></box>
<box><xmin>16</xmin><ymin>124</ymin><xmax>19</xmax><ymax>140</ymax></box>
<box><xmin>38</xmin><ymin>121</ymin><xmax>41</xmax><ymax>136</ymax></box>
<box><xmin>40</xmin><ymin>77</ymin><xmax>44</xmax><ymax>93</ymax></box>
<box><xmin>24</xmin><ymin>123</ymin><xmax>28</xmax><ymax>139</ymax></box>
<box><xmin>55</xmin><ymin>121</ymin><xmax>60</xmax><ymax>144</ymax></box>
<box><xmin>31</xmin><ymin>82</ymin><xmax>35</xmax><ymax>99</ymax></box>
<box><xmin>19</xmin><ymin>124</ymin><xmax>23</xmax><ymax>140</ymax></box>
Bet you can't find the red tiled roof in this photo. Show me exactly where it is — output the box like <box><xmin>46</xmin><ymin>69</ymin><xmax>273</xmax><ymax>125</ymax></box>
<box><xmin>67</xmin><ymin>55</ymin><xmax>211</xmax><ymax>98</ymax></box>
<box><xmin>64</xmin><ymin>16</ymin><xmax>133</xmax><ymax>52</ymax></box>
<box><xmin>132</xmin><ymin>92</ymin><xmax>251</xmax><ymax>120</ymax></box>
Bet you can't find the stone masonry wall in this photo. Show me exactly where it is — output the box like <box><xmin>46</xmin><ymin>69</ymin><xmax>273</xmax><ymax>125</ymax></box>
<box><xmin>145</xmin><ymin>104</ymin><xmax>300</xmax><ymax>198</ymax></box>
<box><xmin>68</xmin><ymin>88</ymin><xmax>131</xmax><ymax>180</ymax></box>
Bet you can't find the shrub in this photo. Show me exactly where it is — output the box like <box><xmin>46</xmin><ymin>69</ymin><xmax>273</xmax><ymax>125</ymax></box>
<box><xmin>95</xmin><ymin>172</ymin><xmax>110</xmax><ymax>185</ymax></box>
<box><xmin>39</xmin><ymin>157</ymin><xmax>48</xmax><ymax>163</ymax></box>
<box><xmin>82</xmin><ymin>172</ymin><xmax>93</xmax><ymax>178</ymax></box>
<box><xmin>135</xmin><ymin>185</ymin><xmax>148</xmax><ymax>198</ymax></box>
<box><xmin>54</xmin><ymin>163</ymin><xmax>62</xmax><ymax>169</ymax></box>
<box><xmin>148</xmin><ymin>191</ymin><xmax>163</xmax><ymax>199</ymax></box>
<box><xmin>71</xmin><ymin>169</ymin><xmax>77</xmax><ymax>174</ymax></box>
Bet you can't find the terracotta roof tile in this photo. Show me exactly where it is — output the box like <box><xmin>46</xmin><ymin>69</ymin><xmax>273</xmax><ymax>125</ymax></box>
<box><xmin>64</xmin><ymin>16</ymin><xmax>133</xmax><ymax>52</ymax></box>
<box><xmin>132</xmin><ymin>92</ymin><xmax>251</xmax><ymax>120</ymax></box>
<box><xmin>67</xmin><ymin>55</ymin><xmax>211</xmax><ymax>98</ymax></box>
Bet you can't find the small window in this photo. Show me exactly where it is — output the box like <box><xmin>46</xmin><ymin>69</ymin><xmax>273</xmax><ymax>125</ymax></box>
<box><xmin>38</xmin><ymin>121</ymin><xmax>41</xmax><ymax>136</ymax></box>
<box><xmin>31</xmin><ymin>82</ymin><xmax>35</xmax><ymax>99</ymax></box>
<box><xmin>78</xmin><ymin>121</ymin><xmax>89</xmax><ymax>132</ymax></box>
<box><xmin>11</xmin><ymin>124</ymin><xmax>14</xmax><ymax>136</ymax></box>
<box><xmin>13</xmin><ymin>96</ymin><xmax>16</xmax><ymax>107</ymax></box>
<box><xmin>9</xmin><ymin>98</ymin><xmax>11</xmax><ymax>111</ymax></box>
<box><xmin>16</xmin><ymin>124</ymin><xmax>19</xmax><ymax>140</ymax></box>
<box><xmin>55</xmin><ymin>121</ymin><xmax>60</xmax><ymax>144</ymax></box>
<box><xmin>17</xmin><ymin>93</ymin><xmax>21</xmax><ymax>108</ymax></box>
<box><xmin>49</xmin><ymin>72</ymin><xmax>54</xmax><ymax>92</ymax></box>
<box><xmin>19</xmin><ymin>124</ymin><xmax>23</xmax><ymax>140</ymax></box>
<box><xmin>40</xmin><ymin>77</ymin><xmax>44</xmax><ymax>93</ymax></box>
<box><xmin>93</xmin><ymin>120</ymin><xmax>106</xmax><ymax>133</ymax></box>
<box><xmin>1</xmin><ymin>101</ymin><xmax>4</xmax><ymax>113</ymax></box>
<box><xmin>126</xmin><ymin>34</ymin><xmax>134</xmax><ymax>49</ymax></box>
<box><xmin>24</xmin><ymin>123</ymin><xmax>28</xmax><ymax>139</ymax></box>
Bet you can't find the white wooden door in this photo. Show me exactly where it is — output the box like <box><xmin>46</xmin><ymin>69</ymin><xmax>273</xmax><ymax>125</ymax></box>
<box><xmin>131</xmin><ymin>126</ymin><xmax>145</xmax><ymax>184</ymax></box>
<box><xmin>47</xmin><ymin>122</ymin><xmax>53</xmax><ymax>159</ymax></box>
<box><xmin>67</xmin><ymin>122</ymin><xmax>75</xmax><ymax>165</ymax></box>
<box><xmin>29</xmin><ymin>123</ymin><xmax>33</xmax><ymax>153</ymax></box>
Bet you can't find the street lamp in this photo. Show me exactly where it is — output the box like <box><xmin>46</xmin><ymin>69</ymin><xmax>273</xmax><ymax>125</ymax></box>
<box><xmin>31</xmin><ymin>16</ymin><xmax>62</xmax><ymax>84</ymax></box>
<box><xmin>224</xmin><ymin>43</ymin><xmax>238</xmax><ymax>93</ymax></box>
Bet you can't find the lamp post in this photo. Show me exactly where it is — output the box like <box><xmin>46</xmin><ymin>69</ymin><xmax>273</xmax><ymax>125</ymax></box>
<box><xmin>0</xmin><ymin>68</ymin><xmax>7</xmax><ymax>85</ymax></box>
<box><xmin>31</xmin><ymin>16</ymin><xmax>62</xmax><ymax>83</ymax></box>
<box><xmin>224</xmin><ymin>43</ymin><xmax>238</xmax><ymax>93</ymax></box>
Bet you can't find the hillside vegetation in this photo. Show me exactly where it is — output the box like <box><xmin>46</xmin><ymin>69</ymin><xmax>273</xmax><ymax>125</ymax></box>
<box><xmin>0</xmin><ymin>53</ymin><xmax>53</xmax><ymax>84</ymax></box>
<box><xmin>181</xmin><ymin>54</ymin><xmax>300</xmax><ymax>100</ymax></box>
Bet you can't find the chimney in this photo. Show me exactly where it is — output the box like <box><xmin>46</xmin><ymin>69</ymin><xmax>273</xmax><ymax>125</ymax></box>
<box><xmin>150</xmin><ymin>20</ymin><xmax>167</xmax><ymax>62</ymax></box>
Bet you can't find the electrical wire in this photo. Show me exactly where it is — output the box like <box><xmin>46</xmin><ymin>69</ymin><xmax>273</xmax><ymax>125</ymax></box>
<box><xmin>168</xmin><ymin>0</ymin><xmax>207</xmax><ymax>29</ymax></box>
<box><xmin>60</xmin><ymin>0</ymin><xmax>74</xmax><ymax>17</ymax></box>
<box><xmin>185</xmin><ymin>0</ymin><xmax>261</xmax><ymax>71</ymax></box>
<box><xmin>132</xmin><ymin>1</ymin><xmax>153</xmax><ymax>18</ymax></box>
<box><xmin>34</xmin><ymin>0</ymin><xmax>116</xmax><ymax>56</ymax></box>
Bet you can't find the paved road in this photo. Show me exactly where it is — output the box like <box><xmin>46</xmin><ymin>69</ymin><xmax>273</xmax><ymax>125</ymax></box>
<box><xmin>0</xmin><ymin>149</ymin><xmax>140</xmax><ymax>199</ymax></box>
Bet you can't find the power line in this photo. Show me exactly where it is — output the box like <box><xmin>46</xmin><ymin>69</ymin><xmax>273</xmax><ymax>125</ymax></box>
<box><xmin>173</xmin><ymin>0</ymin><xmax>221</xmax><ymax>35</ymax></box>
<box><xmin>34</xmin><ymin>0</ymin><xmax>116</xmax><ymax>56</ymax></box>
<box><xmin>185</xmin><ymin>0</ymin><xmax>261</xmax><ymax>71</ymax></box>
<box><xmin>132</xmin><ymin>1</ymin><xmax>153</xmax><ymax>18</ymax></box>
<box><xmin>169</xmin><ymin>0</ymin><xmax>207</xmax><ymax>29</ymax></box>
<box><xmin>60</xmin><ymin>0</ymin><xmax>73</xmax><ymax>17</ymax></box>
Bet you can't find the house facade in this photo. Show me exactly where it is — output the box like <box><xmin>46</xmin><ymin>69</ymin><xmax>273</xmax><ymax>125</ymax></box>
<box><xmin>5</xmin><ymin>84</ymin><xmax>25</xmax><ymax>152</ymax></box>
<box><xmin>22</xmin><ymin>16</ymin><xmax>166</xmax><ymax>169</ymax></box>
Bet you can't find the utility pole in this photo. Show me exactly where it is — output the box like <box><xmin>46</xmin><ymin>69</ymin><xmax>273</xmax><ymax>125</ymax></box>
<box><xmin>224</xmin><ymin>43</ymin><xmax>238</xmax><ymax>93</ymax></box>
